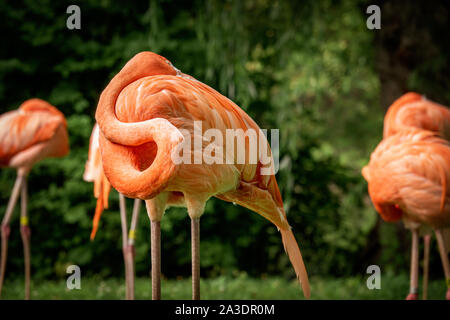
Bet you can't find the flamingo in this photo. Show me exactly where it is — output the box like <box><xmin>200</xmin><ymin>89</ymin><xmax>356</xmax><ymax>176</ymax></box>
<box><xmin>363</xmin><ymin>92</ymin><xmax>450</xmax><ymax>300</ymax></box>
<box><xmin>0</xmin><ymin>98</ymin><xmax>69</xmax><ymax>299</ymax></box>
<box><xmin>95</xmin><ymin>51</ymin><xmax>310</xmax><ymax>300</ymax></box>
<box><xmin>384</xmin><ymin>92</ymin><xmax>450</xmax><ymax>299</ymax></box>
<box><xmin>83</xmin><ymin>123</ymin><xmax>142</xmax><ymax>300</ymax></box>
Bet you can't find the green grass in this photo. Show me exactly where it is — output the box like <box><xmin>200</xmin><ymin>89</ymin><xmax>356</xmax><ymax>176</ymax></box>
<box><xmin>1</xmin><ymin>273</ymin><xmax>448</xmax><ymax>300</ymax></box>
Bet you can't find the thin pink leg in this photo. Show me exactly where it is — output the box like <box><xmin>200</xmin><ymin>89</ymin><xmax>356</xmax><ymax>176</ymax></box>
<box><xmin>151</xmin><ymin>220</ymin><xmax>161</xmax><ymax>300</ymax></box>
<box><xmin>422</xmin><ymin>234</ymin><xmax>431</xmax><ymax>300</ymax></box>
<box><xmin>20</xmin><ymin>177</ymin><xmax>31</xmax><ymax>300</ymax></box>
<box><xmin>406</xmin><ymin>229</ymin><xmax>419</xmax><ymax>300</ymax></box>
<box><xmin>145</xmin><ymin>196</ymin><xmax>167</xmax><ymax>300</ymax></box>
<box><xmin>118</xmin><ymin>194</ymin><xmax>131</xmax><ymax>300</ymax></box>
<box><xmin>0</xmin><ymin>174</ymin><xmax>24</xmax><ymax>297</ymax></box>
<box><xmin>435</xmin><ymin>229</ymin><xmax>450</xmax><ymax>300</ymax></box>
<box><xmin>191</xmin><ymin>218</ymin><xmax>200</xmax><ymax>300</ymax></box>
<box><xmin>125</xmin><ymin>199</ymin><xmax>140</xmax><ymax>300</ymax></box>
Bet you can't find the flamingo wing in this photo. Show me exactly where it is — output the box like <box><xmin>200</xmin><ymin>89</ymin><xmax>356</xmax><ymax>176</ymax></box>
<box><xmin>114</xmin><ymin>75</ymin><xmax>287</xmax><ymax>229</ymax></box>
<box><xmin>84</xmin><ymin>123</ymin><xmax>112</xmax><ymax>240</ymax></box>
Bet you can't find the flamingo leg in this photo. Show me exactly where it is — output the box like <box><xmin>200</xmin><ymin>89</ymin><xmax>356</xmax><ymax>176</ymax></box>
<box><xmin>406</xmin><ymin>228</ymin><xmax>419</xmax><ymax>300</ymax></box>
<box><xmin>145</xmin><ymin>194</ymin><xmax>168</xmax><ymax>300</ymax></box>
<box><xmin>126</xmin><ymin>198</ymin><xmax>141</xmax><ymax>300</ymax></box>
<box><xmin>0</xmin><ymin>174</ymin><xmax>24</xmax><ymax>297</ymax></box>
<box><xmin>184</xmin><ymin>194</ymin><xmax>207</xmax><ymax>300</ymax></box>
<box><xmin>191</xmin><ymin>218</ymin><xmax>200</xmax><ymax>300</ymax></box>
<box><xmin>151</xmin><ymin>220</ymin><xmax>161</xmax><ymax>300</ymax></box>
<box><xmin>19</xmin><ymin>177</ymin><xmax>31</xmax><ymax>300</ymax></box>
<box><xmin>118</xmin><ymin>193</ymin><xmax>131</xmax><ymax>300</ymax></box>
<box><xmin>434</xmin><ymin>229</ymin><xmax>450</xmax><ymax>300</ymax></box>
<box><xmin>422</xmin><ymin>234</ymin><xmax>431</xmax><ymax>300</ymax></box>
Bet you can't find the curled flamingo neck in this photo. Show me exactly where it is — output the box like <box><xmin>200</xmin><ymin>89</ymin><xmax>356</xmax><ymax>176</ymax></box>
<box><xmin>99</xmin><ymin>119</ymin><xmax>183</xmax><ymax>199</ymax></box>
<box><xmin>95</xmin><ymin>52</ymin><xmax>177</xmax><ymax>147</ymax></box>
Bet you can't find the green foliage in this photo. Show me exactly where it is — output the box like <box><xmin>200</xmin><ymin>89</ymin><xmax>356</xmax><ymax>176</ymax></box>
<box><xmin>1</xmin><ymin>274</ymin><xmax>448</xmax><ymax>300</ymax></box>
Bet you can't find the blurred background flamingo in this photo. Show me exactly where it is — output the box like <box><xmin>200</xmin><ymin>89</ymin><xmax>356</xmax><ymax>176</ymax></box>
<box><xmin>0</xmin><ymin>99</ymin><xmax>69</xmax><ymax>299</ymax></box>
<box><xmin>95</xmin><ymin>51</ymin><xmax>310</xmax><ymax>300</ymax></box>
<box><xmin>83</xmin><ymin>123</ymin><xmax>142</xmax><ymax>300</ymax></box>
<box><xmin>363</xmin><ymin>93</ymin><xmax>450</xmax><ymax>300</ymax></box>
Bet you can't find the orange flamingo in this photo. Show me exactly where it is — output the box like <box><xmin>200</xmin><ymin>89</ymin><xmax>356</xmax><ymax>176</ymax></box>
<box><xmin>363</xmin><ymin>93</ymin><xmax>450</xmax><ymax>300</ymax></box>
<box><xmin>95</xmin><ymin>52</ymin><xmax>310</xmax><ymax>300</ymax></box>
<box><xmin>0</xmin><ymin>99</ymin><xmax>69</xmax><ymax>299</ymax></box>
<box><xmin>384</xmin><ymin>92</ymin><xmax>450</xmax><ymax>299</ymax></box>
<box><xmin>83</xmin><ymin>123</ymin><xmax>142</xmax><ymax>300</ymax></box>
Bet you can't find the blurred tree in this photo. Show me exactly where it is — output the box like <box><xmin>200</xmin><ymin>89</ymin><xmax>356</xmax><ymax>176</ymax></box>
<box><xmin>375</xmin><ymin>0</ymin><xmax>450</xmax><ymax>110</ymax></box>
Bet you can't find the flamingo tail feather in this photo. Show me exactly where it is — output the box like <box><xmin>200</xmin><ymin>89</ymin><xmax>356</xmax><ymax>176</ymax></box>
<box><xmin>281</xmin><ymin>228</ymin><xmax>310</xmax><ymax>299</ymax></box>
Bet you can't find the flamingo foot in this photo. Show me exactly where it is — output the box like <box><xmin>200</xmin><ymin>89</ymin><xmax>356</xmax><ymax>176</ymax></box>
<box><xmin>446</xmin><ymin>288</ymin><xmax>450</xmax><ymax>300</ymax></box>
<box><xmin>406</xmin><ymin>293</ymin><xmax>418</xmax><ymax>300</ymax></box>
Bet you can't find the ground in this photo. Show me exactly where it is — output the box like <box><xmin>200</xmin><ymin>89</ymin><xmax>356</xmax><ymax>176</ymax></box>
<box><xmin>1</xmin><ymin>273</ymin><xmax>448</xmax><ymax>300</ymax></box>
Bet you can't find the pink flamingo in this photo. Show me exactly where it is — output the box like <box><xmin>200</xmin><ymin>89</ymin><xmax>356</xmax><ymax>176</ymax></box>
<box><xmin>0</xmin><ymin>99</ymin><xmax>69</xmax><ymax>299</ymax></box>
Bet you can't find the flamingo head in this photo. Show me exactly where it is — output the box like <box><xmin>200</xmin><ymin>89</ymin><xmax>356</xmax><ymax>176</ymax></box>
<box><xmin>133</xmin><ymin>51</ymin><xmax>180</xmax><ymax>76</ymax></box>
<box><xmin>373</xmin><ymin>202</ymin><xmax>404</xmax><ymax>222</ymax></box>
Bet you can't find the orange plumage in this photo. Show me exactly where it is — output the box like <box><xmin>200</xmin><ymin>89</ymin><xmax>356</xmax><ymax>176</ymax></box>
<box><xmin>363</xmin><ymin>129</ymin><xmax>450</xmax><ymax>227</ymax></box>
<box><xmin>365</xmin><ymin>93</ymin><xmax>450</xmax><ymax>227</ymax></box>
<box><xmin>95</xmin><ymin>52</ymin><xmax>310</xmax><ymax>298</ymax></box>
<box><xmin>83</xmin><ymin>123</ymin><xmax>186</xmax><ymax>240</ymax></box>
<box><xmin>0</xmin><ymin>98</ymin><xmax>69</xmax><ymax>299</ymax></box>
<box><xmin>383</xmin><ymin>92</ymin><xmax>450</xmax><ymax>140</ymax></box>
<box><xmin>83</xmin><ymin>124</ymin><xmax>111</xmax><ymax>240</ymax></box>
<box><xmin>0</xmin><ymin>99</ymin><xmax>69</xmax><ymax>171</ymax></box>
<box><xmin>363</xmin><ymin>92</ymin><xmax>450</xmax><ymax>299</ymax></box>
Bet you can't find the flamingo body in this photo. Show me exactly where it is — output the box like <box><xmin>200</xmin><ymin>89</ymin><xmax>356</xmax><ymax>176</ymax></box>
<box><xmin>0</xmin><ymin>99</ymin><xmax>69</xmax><ymax>171</ymax></box>
<box><xmin>96</xmin><ymin>52</ymin><xmax>309</xmax><ymax>298</ymax></box>
<box><xmin>109</xmin><ymin>75</ymin><xmax>285</xmax><ymax>226</ymax></box>
<box><xmin>363</xmin><ymin>92</ymin><xmax>450</xmax><ymax>299</ymax></box>
<box><xmin>363</xmin><ymin>129</ymin><xmax>450</xmax><ymax>227</ymax></box>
